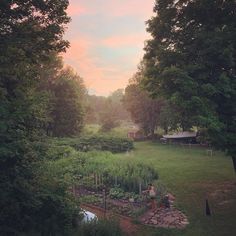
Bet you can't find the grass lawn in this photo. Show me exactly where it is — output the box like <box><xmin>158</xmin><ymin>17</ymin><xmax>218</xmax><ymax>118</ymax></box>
<box><xmin>115</xmin><ymin>141</ymin><xmax>236</xmax><ymax>236</ymax></box>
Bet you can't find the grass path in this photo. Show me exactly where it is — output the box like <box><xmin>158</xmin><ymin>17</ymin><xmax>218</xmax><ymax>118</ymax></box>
<box><xmin>115</xmin><ymin>142</ymin><xmax>236</xmax><ymax>236</ymax></box>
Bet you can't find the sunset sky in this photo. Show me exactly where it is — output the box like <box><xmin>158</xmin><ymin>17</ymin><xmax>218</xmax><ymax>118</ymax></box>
<box><xmin>63</xmin><ymin>0</ymin><xmax>154</xmax><ymax>96</ymax></box>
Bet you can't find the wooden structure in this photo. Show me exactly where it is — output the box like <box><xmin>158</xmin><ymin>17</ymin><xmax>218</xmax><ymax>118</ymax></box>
<box><xmin>127</xmin><ymin>129</ymin><xmax>144</xmax><ymax>140</ymax></box>
<box><xmin>162</xmin><ymin>131</ymin><xmax>197</xmax><ymax>144</ymax></box>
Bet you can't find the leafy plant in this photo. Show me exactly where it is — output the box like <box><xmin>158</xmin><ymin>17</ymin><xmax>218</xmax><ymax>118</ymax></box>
<box><xmin>109</xmin><ymin>187</ymin><xmax>125</xmax><ymax>199</ymax></box>
<box><xmin>52</xmin><ymin>135</ymin><xmax>134</xmax><ymax>153</ymax></box>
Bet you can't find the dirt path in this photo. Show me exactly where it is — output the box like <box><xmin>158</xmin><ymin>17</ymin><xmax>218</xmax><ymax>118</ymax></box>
<box><xmin>81</xmin><ymin>204</ymin><xmax>140</xmax><ymax>236</ymax></box>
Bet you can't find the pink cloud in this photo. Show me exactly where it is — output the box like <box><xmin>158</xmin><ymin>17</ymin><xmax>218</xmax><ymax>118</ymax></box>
<box><xmin>63</xmin><ymin>0</ymin><xmax>155</xmax><ymax>96</ymax></box>
<box><xmin>63</xmin><ymin>39</ymin><xmax>137</xmax><ymax>96</ymax></box>
<box><xmin>63</xmin><ymin>32</ymin><xmax>147</xmax><ymax>96</ymax></box>
<box><xmin>102</xmin><ymin>33</ymin><xmax>147</xmax><ymax>48</ymax></box>
<box><xmin>67</xmin><ymin>2</ymin><xmax>88</xmax><ymax>16</ymax></box>
<box><xmin>67</xmin><ymin>0</ymin><xmax>154</xmax><ymax>19</ymax></box>
<box><xmin>104</xmin><ymin>0</ymin><xmax>154</xmax><ymax>19</ymax></box>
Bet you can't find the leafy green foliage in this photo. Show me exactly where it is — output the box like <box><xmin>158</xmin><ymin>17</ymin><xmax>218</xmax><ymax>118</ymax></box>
<box><xmin>0</xmin><ymin>1</ymin><xmax>83</xmax><ymax>234</ymax></box>
<box><xmin>123</xmin><ymin>71</ymin><xmax>164</xmax><ymax>137</ymax></box>
<box><xmin>109</xmin><ymin>187</ymin><xmax>142</xmax><ymax>201</ymax></box>
<box><xmin>109</xmin><ymin>187</ymin><xmax>125</xmax><ymax>199</ymax></box>
<box><xmin>49</xmin><ymin>67</ymin><xmax>86</xmax><ymax>137</ymax></box>
<box><xmin>85</xmin><ymin>89</ymin><xmax>130</xmax><ymax>126</ymax></box>
<box><xmin>107</xmin><ymin>161</ymin><xmax>158</xmax><ymax>193</ymax></box>
<box><xmin>100</xmin><ymin>110</ymin><xmax>120</xmax><ymax>132</ymax></box>
<box><xmin>52</xmin><ymin>136</ymin><xmax>134</xmax><ymax>153</ymax></box>
<box><xmin>144</xmin><ymin>0</ymin><xmax>236</xmax><ymax>158</ymax></box>
<box><xmin>159</xmin><ymin>101</ymin><xmax>180</xmax><ymax>134</ymax></box>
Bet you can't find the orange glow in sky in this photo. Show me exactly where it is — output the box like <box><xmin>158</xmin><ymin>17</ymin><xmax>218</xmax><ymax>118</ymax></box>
<box><xmin>63</xmin><ymin>0</ymin><xmax>154</xmax><ymax>96</ymax></box>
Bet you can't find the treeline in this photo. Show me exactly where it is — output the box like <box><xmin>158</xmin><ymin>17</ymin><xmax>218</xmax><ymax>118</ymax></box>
<box><xmin>85</xmin><ymin>89</ymin><xmax>130</xmax><ymax>131</ymax></box>
<box><xmin>0</xmin><ymin>1</ymin><xmax>86</xmax><ymax>235</ymax></box>
<box><xmin>40</xmin><ymin>55</ymin><xmax>86</xmax><ymax>137</ymax></box>
<box><xmin>123</xmin><ymin>0</ymin><xmax>236</xmax><ymax>168</ymax></box>
<box><xmin>123</xmin><ymin>63</ymin><xmax>180</xmax><ymax>137</ymax></box>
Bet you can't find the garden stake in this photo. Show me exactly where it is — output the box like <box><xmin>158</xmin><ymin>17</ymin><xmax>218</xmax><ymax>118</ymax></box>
<box><xmin>232</xmin><ymin>156</ymin><xmax>236</xmax><ymax>173</ymax></box>
<box><xmin>103</xmin><ymin>188</ymin><xmax>106</xmax><ymax>217</ymax></box>
<box><xmin>205</xmin><ymin>199</ymin><xmax>211</xmax><ymax>216</ymax></box>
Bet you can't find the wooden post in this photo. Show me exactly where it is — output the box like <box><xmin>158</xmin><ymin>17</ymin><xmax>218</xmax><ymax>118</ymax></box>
<box><xmin>206</xmin><ymin>199</ymin><xmax>211</xmax><ymax>216</ymax></box>
<box><xmin>139</xmin><ymin>182</ymin><xmax>142</xmax><ymax>195</ymax></box>
<box><xmin>95</xmin><ymin>173</ymin><xmax>98</xmax><ymax>189</ymax></box>
<box><xmin>103</xmin><ymin>188</ymin><xmax>106</xmax><ymax>217</ymax></box>
<box><xmin>98</xmin><ymin>174</ymin><xmax>100</xmax><ymax>186</ymax></box>
<box><xmin>232</xmin><ymin>156</ymin><xmax>236</xmax><ymax>173</ymax></box>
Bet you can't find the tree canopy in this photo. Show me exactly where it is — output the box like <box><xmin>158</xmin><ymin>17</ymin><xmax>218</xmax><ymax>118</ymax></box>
<box><xmin>0</xmin><ymin>1</ymin><xmax>83</xmax><ymax>234</ymax></box>
<box><xmin>143</xmin><ymin>0</ymin><xmax>236</xmax><ymax>161</ymax></box>
<box><xmin>123</xmin><ymin>67</ymin><xmax>164</xmax><ymax>137</ymax></box>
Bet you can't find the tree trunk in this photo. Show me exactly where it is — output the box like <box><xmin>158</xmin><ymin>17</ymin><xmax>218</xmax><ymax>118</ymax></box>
<box><xmin>164</xmin><ymin>126</ymin><xmax>168</xmax><ymax>135</ymax></box>
<box><xmin>150</xmin><ymin>129</ymin><xmax>155</xmax><ymax>140</ymax></box>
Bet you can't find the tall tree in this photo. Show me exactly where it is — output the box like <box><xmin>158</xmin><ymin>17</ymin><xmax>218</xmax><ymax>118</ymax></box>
<box><xmin>144</xmin><ymin>0</ymin><xmax>236</xmax><ymax>167</ymax></box>
<box><xmin>0</xmin><ymin>1</ymin><xmax>72</xmax><ymax>234</ymax></box>
<box><xmin>84</xmin><ymin>89</ymin><xmax>130</xmax><ymax>126</ymax></box>
<box><xmin>108</xmin><ymin>89</ymin><xmax>130</xmax><ymax>121</ymax></box>
<box><xmin>123</xmin><ymin>70</ymin><xmax>164</xmax><ymax>137</ymax></box>
<box><xmin>50</xmin><ymin>67</ymin><xmax>86</xmax><ymax>137</ymax></box>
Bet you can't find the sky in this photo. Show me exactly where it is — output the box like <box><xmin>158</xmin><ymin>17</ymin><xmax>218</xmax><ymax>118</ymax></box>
<box><xmin>63</xmin><ymin>0</ymin><xmax>154</xmax><ymax>96</ymax></box>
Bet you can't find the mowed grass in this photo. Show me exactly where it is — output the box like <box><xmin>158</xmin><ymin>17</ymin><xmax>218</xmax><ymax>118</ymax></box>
<box><xmin>115</xmin><ymin>141</ymin><xmax>236</xmax><ymax>236</ymax></box>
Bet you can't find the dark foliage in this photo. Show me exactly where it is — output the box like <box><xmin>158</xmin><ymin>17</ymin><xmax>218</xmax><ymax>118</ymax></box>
<box><xmin>52</xmin><ymin>136</ymin><xmax>134</xmax><ymax>153</ymax></box>
<box><xmin>143</xmin><ymin>0</ymin><xmax>236</xmax><ymax>158</ymax></box>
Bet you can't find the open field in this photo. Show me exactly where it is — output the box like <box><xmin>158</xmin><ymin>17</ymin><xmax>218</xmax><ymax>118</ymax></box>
<box><xmin>114</xmin><ymin>142</ymin><xmax>236</xmax><ymax>236</ymax></box>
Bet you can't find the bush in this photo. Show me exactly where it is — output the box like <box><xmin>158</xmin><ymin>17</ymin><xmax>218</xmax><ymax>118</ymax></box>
<box><xmin>52</xmin><ymin>136</ymin><xmax>134</xmax><ymax>153</ymax></box>
<box><xmin>45</xmin><ymin>145</ymin><xmax>77</xmax><ymax>160</ymax></box>
<box><xmin>109</xmin><ymin>187</ymin><xmax>125</xmax><ymax>199</ymax></box>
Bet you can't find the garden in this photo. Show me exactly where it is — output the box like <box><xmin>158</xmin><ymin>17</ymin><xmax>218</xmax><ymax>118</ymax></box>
<box><xmin>42</xmin><ymin>136</ymin><xmax>236</xmax><ymax>236</ymax></box>
<box><xmin>43</xmin><ymin>136</ymin><xmax>160</xmax><ymax>218</ymax></box>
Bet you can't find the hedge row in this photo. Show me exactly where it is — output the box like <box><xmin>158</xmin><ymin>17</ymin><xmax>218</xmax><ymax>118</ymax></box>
<box><xmin>52</xmin><ymin>136</ymin><xmax>134</xmax><ymax>153</ymax></box>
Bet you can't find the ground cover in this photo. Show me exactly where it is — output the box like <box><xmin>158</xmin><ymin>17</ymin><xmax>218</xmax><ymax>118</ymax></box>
<box><xmin>44</xmin><ymin>138</ymin><xmax>235</xmax><ymax>236</ymax></box>
<box><xmin>114</xmin><ymin>142</ymin><xmax>236</xmax><ymax>236</ymax></box>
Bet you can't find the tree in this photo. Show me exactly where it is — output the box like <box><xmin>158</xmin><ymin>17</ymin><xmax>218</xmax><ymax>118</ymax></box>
<box><xmin>100</xmin><ymin>98</ymin><xmax>120</xmax><ymax>132</ymax></box>
<box><xmin>84</xmin><ymin>95</ymin><xmax>107</xmax><ymax>124</ymax></box>
<box><xmin>84</xmin><ymin>89</ymin><xmax>130</xmax><ymax>127</ymax></box>
<box><xmin>50</xmin><ymin>67</ymin><xmax>86</xmax><ymax>137</ymax></box>
<box><xmin>0</xmin><ymin>1</ymin><xmax>74</xmax><ymax>234</ymax></box>
<box><xmin>159</xmin><ymin>101</ymin><xmax>180</xmax><ymax>134</ymax></box>
<box><xmin>108</xmin><ymin>89</ymin><xmax>130</xmax><ymax>121</ymax></box>
<box><xmin>144</xmin><ymin>0</ymin><xmax>236</xmax><ymax>167</ymax></box>
<box><xmin>123</xmin><ymin>70</ymin><xmax>164</xmax><ymax>137</ymax></box>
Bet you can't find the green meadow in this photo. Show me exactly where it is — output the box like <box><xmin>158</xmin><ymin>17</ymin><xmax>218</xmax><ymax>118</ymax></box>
<box><xmin>114</xmin><ymin>141</ymin><xmax>236</xmax><ymax>236</ymax></box>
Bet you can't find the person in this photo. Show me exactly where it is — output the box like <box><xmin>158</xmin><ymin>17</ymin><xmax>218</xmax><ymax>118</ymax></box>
<box><xmin>143</xmin><ymin>183</ymin><xmax>157</xmax><ymax>210</ymax></box>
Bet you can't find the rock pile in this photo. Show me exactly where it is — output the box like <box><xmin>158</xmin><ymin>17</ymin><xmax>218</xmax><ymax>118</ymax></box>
<box><xmin>139</xmin><ymin>207</ymin><xmax>189</xmax><ymax>229</ymax></box>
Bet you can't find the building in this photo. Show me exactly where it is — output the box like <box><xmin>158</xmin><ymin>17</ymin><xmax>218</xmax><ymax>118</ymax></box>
<box><xmin>127</xmin><ymin>129</ymin><xmax>144</xmax><ymax>140</ymax></box>
<box><xmin>162</xmin><ymin>131</ymin><xmax>197</xmax><ymax>144</ymax></box>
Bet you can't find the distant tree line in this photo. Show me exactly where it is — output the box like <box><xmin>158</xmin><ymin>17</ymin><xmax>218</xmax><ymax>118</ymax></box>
<box><xmin>85</xmin><ymin>89</ymin><xmax>130</xmax><ymax>131</ymax></box>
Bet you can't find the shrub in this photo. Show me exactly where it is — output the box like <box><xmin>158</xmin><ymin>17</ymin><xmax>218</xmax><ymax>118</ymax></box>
<box><xmin>109</xmin><ymin>187</ymin><xmax>125</xmax><ymax>199</ymax></box>
<box><xmin>45</xmin><ymin>145</ymin><xmax>77</xmax><ymax>160</ymax></box>
<box><xmin>52</xmin><ymin>136</ymin><xmax>134</xmax><ymax>153</ymax></box>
